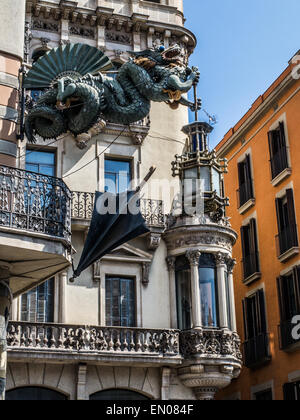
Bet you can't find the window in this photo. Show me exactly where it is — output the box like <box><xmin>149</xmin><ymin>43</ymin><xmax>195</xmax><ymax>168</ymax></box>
<box><xmin>90</xmin><ymin>389</ymin><xmax>150</xmax><ymax>400</ymax></box>
<box><xmin>254</xmin><ymin>389</ymin><xmax>273</xmax><ymax>401</ymax></box>
<box><xmin>268</xmin><ymin>122</ymin><xmax>289</xmax><ymax>180</ymax></box>
<box><xmin>283</xmin><ymin>381</ymin><xmax>300</xmax><ymax>400</ymax></box>
<box><xmin>199</xmin><ymin>254</ymin><xmax>218</xmax><ymax>328</ymax></box>
<box><xmin>21</xmin><ymin>279</ymin><xmax>55</xmax><ymax>323</ymax></box>
<box><xmin>240</xmin><ymin>219</ymin><xmax>260</xmax><ymax>281</ymax></box>
<box><xmin>26</xmin><ymin>150</ymin><xmax>56</xmax><ymax>177</ymax></box>
<box><xmin>237</xmin><ymin>154</ymin><xmax>254</xmax><ymax>208</ymax></box>
<box><xmin>6</xmin><ymin>387</ymin><xmax>67</xmax><ymax>401</ymax></box>
<box><xmin>175</xmin><ymin>256</ymin><xmax>192</xmax><ymax>330</ymax></box>
<box><xmin>104</xmin><ymin>158</ymin><xmax>131</xmax><ymax>194</ymax></box>
<box><xmin>275</xmin><ymin>190</ymin><xmax>298</xmax><ymax>256</ymax></box>
<box><xmin>242</xmin><ymin>290</ymin><xmax>271</xmax><ymax>368</ymax></box>
<box><xmin>105</xmin><ymin>277</ymin><xmax>136</xmax><ymax>327</ymax></box>
<box><xmin>277</xmin><ymin>267</ymin><xmax>300</xmax><ymax>349</ymax></box>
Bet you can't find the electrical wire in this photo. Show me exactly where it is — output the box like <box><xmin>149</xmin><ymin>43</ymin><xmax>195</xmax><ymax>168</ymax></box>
<box><xmin>62</xmin><ymin>127</ymin><xmax>126</xmax><ymax>178</ymax></box>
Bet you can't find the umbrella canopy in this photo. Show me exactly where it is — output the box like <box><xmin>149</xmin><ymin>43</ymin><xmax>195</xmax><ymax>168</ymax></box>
<box><xmin>72</xmin><ymin>191</ymin><xmax>150</xmax><ymax>279</ymax></box>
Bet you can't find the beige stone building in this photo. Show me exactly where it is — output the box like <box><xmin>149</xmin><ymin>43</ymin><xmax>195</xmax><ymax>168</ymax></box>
<box><xmin>0</xmin><ymin>0</ymin><xmax>242</xmax><ymax>400</ymax></box>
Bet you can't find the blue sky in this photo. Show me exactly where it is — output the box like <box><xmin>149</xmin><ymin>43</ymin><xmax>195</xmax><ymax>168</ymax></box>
<box><xmin>184</xmin><ymin>0</ymin><xmax>300</xmax><ymax>147</ymax></box>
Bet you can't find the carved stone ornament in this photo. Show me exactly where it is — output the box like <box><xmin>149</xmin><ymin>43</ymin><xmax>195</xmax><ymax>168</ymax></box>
<box><xmin>166</xmin><ymin>256</ymin><xmax>176</xmax><ymax>272</ymax></box>
<box><xmin>142</xmin><ymin>262</ymin><xmax>151</xmax><ymax>286</ymax></box>
<box><xmin>214</xmin><ymin>252</ymin><xmax>227</xmax><ymax>266</ymax></box>
<box><xmin>147</xmin><ymin>233</ymin><xmax>161</xmax><ymax>251</ymax></box>
<box><xmin>186</xmin><ymin>250</ymin><xmax>201</xmax><ymax>267</ymax></box>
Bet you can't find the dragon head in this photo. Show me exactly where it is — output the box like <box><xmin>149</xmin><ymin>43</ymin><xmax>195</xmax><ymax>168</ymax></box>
<box><xmin>133</xmin><ymin>44</ymin><xmax>186</xmax><ymax>69</ymax></box>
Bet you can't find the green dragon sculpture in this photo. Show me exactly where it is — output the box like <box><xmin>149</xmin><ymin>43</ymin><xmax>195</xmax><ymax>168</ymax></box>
<box><xmin>24</xmin><ymin>43</ymin><xmax>200</xmax><ymax>143</ymax></box>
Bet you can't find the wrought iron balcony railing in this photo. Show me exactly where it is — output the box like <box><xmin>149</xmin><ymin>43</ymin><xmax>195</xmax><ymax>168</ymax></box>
<box><xmin>71</xmin><ymin>192</ymin><xmax>165</xmax><ymax>228</ymax></box>
<box><xmin>0</xmin><ymin>165</ymin><xmax>72</xmax><ymax>243</ymax></box>
<box><xmin>7</xmin><ymin>322</ymin><xmax>179</xmax><ymax>357</ymax></box>
<box><xmin>276</xmin><ymin>224</ymin><xmax>299</xmax><ymax>257</ymax></box>
<box><xmin>279</xmin><ymin>319</ymin><xmax>300</xmax><ymax>351</ymax></box>
<box><xmin>243</xmin><ymin>333</ymin><xmax>271</xmax><ymax>369</ymax></box>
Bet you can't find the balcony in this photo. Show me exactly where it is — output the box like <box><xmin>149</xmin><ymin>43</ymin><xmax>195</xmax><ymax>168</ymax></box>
<box><xmin>242</xmin><ymin>252</ymin><xmax>261</xmax><ymax>284</ymax></box>
<box><xmin>7</xmin><ymin>321</ymin><xmax>180</xmax><ymax>366</ymax></box>
<box><xmin>0</xmin><ymin>165</ymin><xmax>72</xmax><ymax>297</ymax></box>
<box><xmin>279</xmin><ymin>319</ymin><xmax>300</xmax><ymax>352</ymax></box>
<box><xmin>243</xmin><ymin>333</ymin><xmax>271</xmax><ymax>369</ymax></box>
<box><xmin>276</xmin><ymin>224</ymin><xmax>299</xmax><ymax>262</ymax></box>
<box><xmin>71</xmin><ymin>192</ymin><xmax>165</xmax><ymax>233</ymax></box>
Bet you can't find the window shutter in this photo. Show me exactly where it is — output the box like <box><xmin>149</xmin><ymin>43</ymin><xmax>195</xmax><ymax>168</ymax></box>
<box><xmin>268</xmin><ymin>130</ymin><xmax>274</xmax><ymax>159</ymax></box>
<box><xmin>279</xmin><ymin>122</ymin><xmax>287</xmax><ymax>150</ymax></box>
<box><xmin>249</xmin><ymin>218</ymin><xmax>259</xmax><ymax>271</ymax></box>
<box><xmin>238</xmin><ymin>161</ymin><xmax>245</xmax><ymax>188</ymax></box>
<box><xmin>245</xmin><ymin>154</ymin><xmax>254</xmax><ymax>198</ymax></box>
<box><xmin>275</xmin><ymin>198</ymin><xmax>283</xmax><ymax>233</ymax></box>
<box><xmin>242</xmin><ymin>299</ymin><xmax>249</xmax><ymax>341</ymax></box>
<box><xmin>28</xmin><ymin>290</ymin><xmax>38</xmax><ymax>323</ymax></box>
<box><xmin>286</xmin><ymin>189</ymin><xmax>297</xmax><ymax>227</ymax></box>
<box><xmin>21</xmin><ymin>293</ymin><xmax>29</xmax><ymax>322</ymax></box>
<box><xmin>257</xmin><ymin>289</ymin><xmax>267</xmax><ymax>334</ymax></box>
<box><xmin>240</xmin><ymin>226</ymin><xmax>247</xmax><ymax>258</ymax></box>
<box><xmin>276</xmin><ymin>276</ymin><xmax>285</xmax><ymax>321</ymax></box>
<box><xmin>283</xmin><ymin>383</ymin><xmax>296</xmax><ymax>401</ymax></box>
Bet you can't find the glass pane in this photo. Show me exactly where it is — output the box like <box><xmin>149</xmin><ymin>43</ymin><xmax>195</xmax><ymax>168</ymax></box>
<box><xmin>176</xmin><ymin>264</ymin><xmax>192</xmax><ymax>330</ymax></box>
<box><xmin>104</xmin><ymin>159</ymin><xmax>131</xmax><ymax>194</ymax></box>
<box><xmin>200</xmin><ymin>166</ymin><xmax>211</xmax><ymax>191</ymax></box>
<box><xmin>26</xmin><ymin>151</ymin><xmax>55</xmax><ymax>166</ymax></box>
<box><xmin>199</xmin><ymin>266</ymin><xmax>218</xmax><ymax>328</ymax></box>
<box><xmin>212</xmin><ymin>168</ymin><xmax>221</xmax><ymax>196</ymax></box>
<box><xmin>225</xmin><ymin>271</ymin><xmax>232</xmax><ymax>330</ymax></box>
<box><xmin>105</xmin><ymin>277</ymin><xmax>136</xmax><ymax>327</ymax></box>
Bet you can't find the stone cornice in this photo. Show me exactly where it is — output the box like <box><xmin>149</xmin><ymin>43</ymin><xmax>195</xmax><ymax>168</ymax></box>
<box><xmin>26</xmin><ymin>0</ymin><xmax>196</xmax><ymax>49</ymax></box>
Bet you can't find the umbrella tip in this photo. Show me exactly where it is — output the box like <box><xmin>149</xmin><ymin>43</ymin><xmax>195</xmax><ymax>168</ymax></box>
<box><xmin>69</xmin><ymin>277</ymin><xmax>75</xmax><ymax>283</ymax></box>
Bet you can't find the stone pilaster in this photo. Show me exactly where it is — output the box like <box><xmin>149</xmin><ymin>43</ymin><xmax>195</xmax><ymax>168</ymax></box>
<box><xmin>77</xmin><ymin>363</ymin><xmax>88</xmax><ymax>400</ymax></box>
<box><xmin>166</xmin><ymin>256</ymin><xmax>177</xmax><ymax>329</ymax></box>
<box><xmin>226</xmin><ymin>257</ymin><xmax>237</xmax><ymax>332</ymax></box>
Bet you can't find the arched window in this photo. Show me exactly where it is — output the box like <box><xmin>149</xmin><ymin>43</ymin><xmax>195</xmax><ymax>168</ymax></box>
<box><xmin>90</xmin><ymin>389</ymin><xmax>150</xmax><ymax>400</ymax></box>
<box><xmin>175</xmin><ymin>255</ymin><xmax>192</xmax><ymax>330</ymax></box>
<box><xmin>6</xmin><ymin>387</ymin><xmax>68</xmax><ymax>401</ymax></box>
<box><xmin>199</xmin><ymin>254</ymin><xmax>219</xmax><ymax>328</ymax></box>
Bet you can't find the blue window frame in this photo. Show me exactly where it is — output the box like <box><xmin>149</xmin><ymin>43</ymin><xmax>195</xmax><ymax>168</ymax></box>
<box><xmin>105</xmin><ymin>277</ymin><xmax>136</xmax><ymax>327</ymax></box>
<box><xmin>104</xmin><ymin>158</ymin><xmax>131</xmax><ymax>194</ymax></box>
<box><xmin>175</xmin><ymin>256</ymin><xmax>192</xmax><ymax>330</ymax></box>
<box><xmin>199</xmin><ymin>254</ymin><xmax>219</xmax><ymax>328</ymax></box>
<box><xmin>25</xmin><ymin>150</ymin><xmax>56</xmax><ymax>177</ymax></box>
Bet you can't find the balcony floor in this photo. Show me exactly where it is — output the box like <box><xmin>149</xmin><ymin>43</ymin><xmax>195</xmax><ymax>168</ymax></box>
<box><xmin>0</xmin><ymin>227</ymin><xmax>71</xmax><ymax>297</ymax></box>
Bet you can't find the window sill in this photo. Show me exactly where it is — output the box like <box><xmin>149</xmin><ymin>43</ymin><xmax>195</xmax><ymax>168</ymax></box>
<box><xmin>278</xmin><ymin>247</ymin><xmax>300</xmax><ymax>263</ymax></box>
<box><xmin>243</xmin><ymin>272</ymin><xmax>262</xmax><ymax>286</ymax></box>
<box><xmin>238</xmin><ymin>198</ymin><xmax>256</xmax><ymax>215</ymax></box>
<box><xmin>271</xmin><ymin>168</ymin><xmax>292</xmax><ymax>187</ymax></box>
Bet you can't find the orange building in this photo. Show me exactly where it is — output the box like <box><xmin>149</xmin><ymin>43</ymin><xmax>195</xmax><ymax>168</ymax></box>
<box><xmin>216</xmin><ymin>50</ymin><xmax>300</xmax><ymax>401</ymax></box>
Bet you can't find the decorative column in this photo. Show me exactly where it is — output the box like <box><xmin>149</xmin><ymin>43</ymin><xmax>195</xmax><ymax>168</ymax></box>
<box><xmin>186</xmin><ymin>250</ymin><xmax>202</xmax><ymax>329</ymax></box>
<box><xmin>226</xmin><ymin>258</ymin><xmax>237</xmax><ymax>333</ymax></box>
<box><xmin>215</xmin><ymin>253</ymin><xmax>229</xmax><ymax>329</ymax></box>
<box><xmin>59</xmin><ymin>271</ymin><xmax>68</xmax><ymax>324</ymax></box>
<box><xmin>166</xmin><ymin>257</ymin><xmax>177</xmax><ymax>329</ymax></box>
<box><xmin>0</xmin><ymin>263</ymin><xmax>12</xmax><ymax>401</ymax></box>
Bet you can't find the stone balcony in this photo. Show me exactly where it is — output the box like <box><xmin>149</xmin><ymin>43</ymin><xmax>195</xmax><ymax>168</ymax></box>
<box><xmin>7</xmin><ymin>322</ymin><xmax>242</xmax><ymax>378</ymax></box>
<box><xmin>0</xmin><ymin>165</ymin><xmax>72</xmax><ymax>297</ymax></box>
<box><xmin>7</xmin><ymin>321</ymin><xmax>181</xmax><ymax>366</ymax></box>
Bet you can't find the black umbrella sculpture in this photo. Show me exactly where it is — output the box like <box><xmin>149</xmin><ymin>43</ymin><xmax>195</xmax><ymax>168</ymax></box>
<box><xmin>70</xmin><ymin>167</ymin><xmax>156</xmax><ymax>282</ymax></box>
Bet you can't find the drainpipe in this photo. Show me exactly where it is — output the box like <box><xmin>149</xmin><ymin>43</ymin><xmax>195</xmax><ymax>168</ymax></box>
<box><xmin>0</xmin><ymin>263</ymin><xmax>12</xmax><ymax>401</ymax></box>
